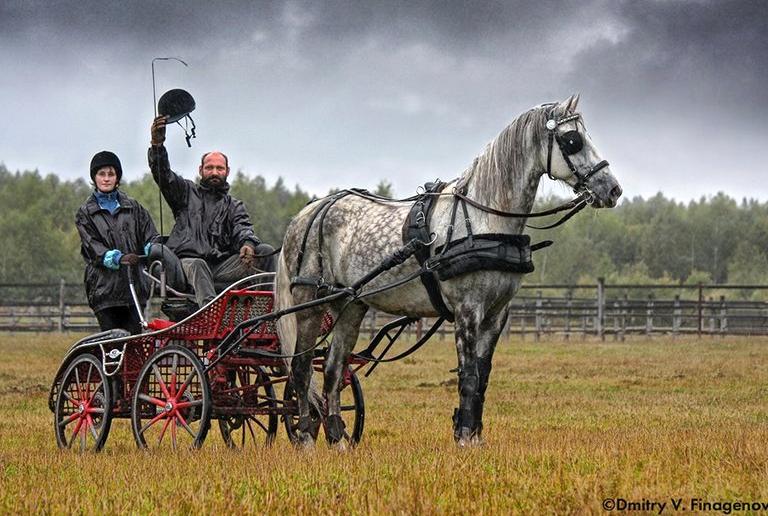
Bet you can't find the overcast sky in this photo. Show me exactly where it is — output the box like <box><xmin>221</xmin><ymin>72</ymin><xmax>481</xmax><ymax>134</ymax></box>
<box><xmin>1</xmin><ymin>0</ymin><xmax>766</xmax><ymax>202</ymax></box>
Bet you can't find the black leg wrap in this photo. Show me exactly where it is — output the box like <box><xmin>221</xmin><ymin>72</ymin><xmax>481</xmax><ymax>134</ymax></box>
<box><xmin>452</xmin><ymin>407</ymin><xmax>475</xmax><ymax>441</ymax></box>
<box><xmin>471</xmin><ymin>358</ymin><xmax>492</xmax><ymax>436</ymax></box>
<box><xmin>459</xmin><ymin>372</ymin><xmax>479</xmax><ymax>398</ymax></box>
<box><xmin>455</xmin><ymin>371</ymin><xmax>480</xmax><ymax>438</ymax></box>
<box><xmin>325</xmin><ymin>414</ymin><xmax>346</xmax><ymax>444</ymax></box>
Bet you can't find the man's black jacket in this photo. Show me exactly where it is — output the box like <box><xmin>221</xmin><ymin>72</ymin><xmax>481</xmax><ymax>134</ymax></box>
<box><xmin>75</xmin><ymin>191</ymin><xmax>157</xmax><ymax>312</ymax></box>
<box><xmin>148</xmin><ymin>145</ymin><xmax>260</xmax><ymax>263</ymax></box>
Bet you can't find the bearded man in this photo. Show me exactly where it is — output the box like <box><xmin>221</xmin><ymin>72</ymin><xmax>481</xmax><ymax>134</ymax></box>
<box><xmin>147</xmin><ymin>115</ymin><xmax>276</xmax><ymax>308</ymax></box>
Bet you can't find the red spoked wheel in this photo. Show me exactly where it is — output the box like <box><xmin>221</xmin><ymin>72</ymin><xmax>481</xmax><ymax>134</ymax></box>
<box><xmin>54</xmin><ymin>353</ymin><xmax>112</xmax><ymax>452</ymax></box>
<box><xmin>283</xmin><ymin>368</ymin><xmax>365</xmax><ymax>445</ymax></box>
<box><xmin>217</xmin><ymin>365</ymin><xmax>278</xmax><ymax>449</ymax></box>
<box><xmin>131</xmin><ymin>345</ymin><xmax>211</xmax><ymax>450</ymax></box>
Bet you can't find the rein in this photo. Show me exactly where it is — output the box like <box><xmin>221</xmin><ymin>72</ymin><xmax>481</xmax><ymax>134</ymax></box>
<box><xmin>453</xmin><ymin>189</ymin><xmax>589</xmax><ymax>230</ymax></box>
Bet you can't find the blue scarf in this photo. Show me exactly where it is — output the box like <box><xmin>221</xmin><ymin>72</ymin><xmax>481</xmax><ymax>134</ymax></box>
<box><xmin>94</xmin><ymin>189</ymin><xmax>120</xmax><ymax>215</ymax></box>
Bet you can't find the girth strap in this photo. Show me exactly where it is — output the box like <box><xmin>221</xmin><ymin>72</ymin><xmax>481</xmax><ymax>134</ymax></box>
<box><xmin>402</xmin><ymin>181</ymin><xmax>455</xmax><ymax>322</ymax></box>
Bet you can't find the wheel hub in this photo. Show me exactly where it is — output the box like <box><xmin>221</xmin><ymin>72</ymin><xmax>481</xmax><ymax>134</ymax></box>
<box><xmin>78</xmin><ymin>403</ymin><xmax>85</xmax><ymax>414</ymax></box>
<box><xmin>165</xmin><ymin>401</ymin><xmax>174</xmax><ymax>412</ymax></box>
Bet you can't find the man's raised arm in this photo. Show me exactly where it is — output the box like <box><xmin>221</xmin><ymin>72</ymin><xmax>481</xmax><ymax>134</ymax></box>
<box><xmin>148</xmin><ymin>115</ymin><xmax>188</xmax><ymax>210</ymax></box>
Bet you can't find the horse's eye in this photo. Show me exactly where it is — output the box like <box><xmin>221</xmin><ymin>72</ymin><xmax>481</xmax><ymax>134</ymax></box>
<box><xmin>559</xmin><ymin>131</ymin><xmax>583</xmax><ymax>155</ymax></box>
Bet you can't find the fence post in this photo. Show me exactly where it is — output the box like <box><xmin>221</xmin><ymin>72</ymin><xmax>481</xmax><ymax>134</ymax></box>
<box><xmin>565</xmin><ymin>290</ymin><xmax>572</xmax><ymax>342</ymax></box>
<box><xmin>612</xmin><ymin>300</ymin><xmax>619</xmax><ymax>341</ymax></box>
<box><xmin>535</xmin><ymin>290</ymin><xmax>542</xmax><ymax>341</ymax></box>
<box><xmin>58</xmin><ymin>279</ymin><xmax>65</xmax><ymax>332</ymax></box>
<box><xmin>645</xmin><ymin>294</ymin><xmax>654</xmax><ymax>337</ymax></box>
<box><xmin>708</xmin><ymin>297</ymin><xmax>715</xmax><ymax>336</ymax></box>
<box><xmin>673</xmin><ymin>295</ymin><xmax>681</xmax><ymax>337</ymax></box>
<box><xmin>719</xmin><ymin>295</ymin><xmax>727</xmax><ymax>336</ymax></box>
<box><xmin>697</xmin><ymin>282</ymin><xmax>703</xmax><ymax>337</ymax></box>
<box><xmin>620</xmin><ymin>293</ymin><xmax>628</xmax><ymax>342</ymax></box>
<box><xmin>596</xmin><ymin>277</ymin><xmax>605</xmax><ymax>340</ymax></box>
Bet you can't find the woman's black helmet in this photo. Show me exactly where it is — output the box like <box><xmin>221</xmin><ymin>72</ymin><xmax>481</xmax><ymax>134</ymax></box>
<box><xmin>157</xmin><ymin>89</ymin><xmax>197</xmax><ymax>146</ymax></box>
<box><xmin>90</xmin><ymin>151</ymin><xmax>122</xmax><ymax>183</ymax></box>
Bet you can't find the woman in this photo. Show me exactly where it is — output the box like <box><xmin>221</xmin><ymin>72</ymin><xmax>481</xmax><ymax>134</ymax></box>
<box><xmin>75</xmin><ymin>151</ymin><xmax>158</xmax><ymax>334</ymax></box>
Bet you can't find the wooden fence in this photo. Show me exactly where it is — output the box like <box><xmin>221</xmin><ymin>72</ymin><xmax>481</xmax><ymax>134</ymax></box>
<box><xmin>2</xmin><ymin>279</ymin><xmax>768</xmax><ymax>338</ymax></box>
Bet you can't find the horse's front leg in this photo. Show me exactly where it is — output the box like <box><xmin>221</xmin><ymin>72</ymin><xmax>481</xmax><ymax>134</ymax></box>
<box><xmin>453</xmin><ymin>304</ymin><xmax>481</xmax><ymax>446</ymax></box>
<box><xmin>323</xmin><ymin>301</ymin><xmax>368</xmax><ymax>447</ymax></box>
<box><xmin>453</xmin><ymin>303</ymin><xmax>508</xmax><ymax>446</ymax></box>
<box><xmin>471</xmin><ymin>306</ymin><xmax>508</xmax><ymax>444</ymax></box>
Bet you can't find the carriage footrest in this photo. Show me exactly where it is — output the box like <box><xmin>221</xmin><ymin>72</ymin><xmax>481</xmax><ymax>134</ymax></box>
<box><xmin>233</xmin><ymin>346</ymin><xmax>326</xmax><ymax>360</ymax></box>
<box><xmin>229</xmin><ymin>347</ymin><xmax>283</xmax><ymax>360</ymax></box>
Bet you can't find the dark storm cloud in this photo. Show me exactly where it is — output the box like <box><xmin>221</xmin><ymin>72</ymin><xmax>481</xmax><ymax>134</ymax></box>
<box><xmin>567</xmin><ymin>0</ymin><xmax>768</xmax><ymax>112</ymax></box>
<box><xmin>0</xmin><ymin>0</ymin><xmax>766</xmax><ymax>201</ymax></box>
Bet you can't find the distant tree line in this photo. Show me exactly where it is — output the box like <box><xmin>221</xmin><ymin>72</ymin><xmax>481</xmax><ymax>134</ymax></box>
<box><xmin>2</xmin><ymin>163</ymin><xmax>767</xmax><ymax>296</ymax></box>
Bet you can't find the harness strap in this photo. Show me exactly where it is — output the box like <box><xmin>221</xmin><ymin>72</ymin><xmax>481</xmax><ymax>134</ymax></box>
<box><xmin>294</xmin><ymin>192</ymin><xmax>348</xmax><ymax>290</ymax></box>
<box><xmin>546</xmin><ymin>131</ymin><xmax>555</xmax><ymax>180</ymax></box>
<box><xmin>460</xmin><ymin>198</ymin><xmax>473</xmax><ymax>247</ymax></box>
<box><xmin>441</xmin><ymin>195</ymin><xmax>461</xmax><ymax>257</ymax></box>
<box><xmin>402</xmin><ymin>182</ymin><xmax>455</xmax><ymax>322</ymax></box>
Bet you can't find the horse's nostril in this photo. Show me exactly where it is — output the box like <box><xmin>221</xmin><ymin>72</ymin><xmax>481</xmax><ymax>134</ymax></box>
<box><xmin>610</xmin><ymin>185</ymin><xmax>622</xmax><ymax>199</ymax></box>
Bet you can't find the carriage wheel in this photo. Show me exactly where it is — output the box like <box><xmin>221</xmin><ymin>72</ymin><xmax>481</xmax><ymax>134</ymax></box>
<box><xmin>131</xmin><ymin>345</ymin><xmax>211</xmax><ymax>450</ymax></box>
<box><xmin>218</xmin><ymin>365</ymin><xmax>278</xmax><ymax>448</ymax></box>
<box><xmin>54</xmin><ymin>354</ymin><xmax>112</xmax><ymax>452</ymax></box>
<box><xmin>283</xmin><ymin>369</ymin><xmax>365</xmax><ymax>445</ymax></box>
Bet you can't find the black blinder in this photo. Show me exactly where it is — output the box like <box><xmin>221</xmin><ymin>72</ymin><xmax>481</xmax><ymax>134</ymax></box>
<box><xmin>558</xmin><ymin>131</ymin><xmax>583</xmax><ymax>155</ymax></box>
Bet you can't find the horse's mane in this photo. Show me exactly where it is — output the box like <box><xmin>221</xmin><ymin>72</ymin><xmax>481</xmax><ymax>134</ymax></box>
<box><xmin>457</xmin><ymin>102</ymin><xmax>567</xmax><ymax>207</ymax></box>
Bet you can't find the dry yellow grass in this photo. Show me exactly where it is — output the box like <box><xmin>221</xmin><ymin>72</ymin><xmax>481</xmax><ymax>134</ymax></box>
<box><xmin>1</xmin><ymin>333</ymin><xmax>767</xmax><ymax>514</ymax></box>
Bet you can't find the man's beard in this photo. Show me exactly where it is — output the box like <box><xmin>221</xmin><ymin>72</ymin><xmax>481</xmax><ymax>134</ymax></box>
<box><xmin>201</xmin><ymin>175</ymin><xmax>226</xmax><ymax>188</ymax></box>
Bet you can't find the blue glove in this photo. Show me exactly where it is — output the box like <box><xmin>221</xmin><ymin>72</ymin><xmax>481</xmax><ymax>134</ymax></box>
<box><xmin>144</xmin><ymin>242</ymin><xmax>153</xmax><ymax>256</ymax></box>
<box><xmin>103</xmin><ymin>249</ymin><xmax>123</xmax><ymax>270</ymax></box>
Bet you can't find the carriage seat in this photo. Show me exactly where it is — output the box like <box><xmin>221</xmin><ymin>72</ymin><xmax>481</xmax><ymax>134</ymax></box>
<box><xmin>145</xmin><ymin>288</ymin><xmax>278</xmax><ymax>341</ymax></box>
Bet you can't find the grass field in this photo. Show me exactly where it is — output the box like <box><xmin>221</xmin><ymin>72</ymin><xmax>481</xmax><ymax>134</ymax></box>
<box><xmin>1</xmin><ymin>333</ymin><xmax>767</xmax><ymax>514</ymax></box>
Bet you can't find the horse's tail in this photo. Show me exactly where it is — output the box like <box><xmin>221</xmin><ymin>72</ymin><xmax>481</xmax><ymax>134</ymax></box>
<box><xmin>275</xmin><ymin>250</ymin><xmax>296</xmax><ymax>371</ymax></box>
<box><xmin>275</xmin><ymin>243</ymin><xmax>324</xmax><ymax>415</ymax></box>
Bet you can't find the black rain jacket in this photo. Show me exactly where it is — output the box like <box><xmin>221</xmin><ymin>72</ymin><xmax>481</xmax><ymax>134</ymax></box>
<box><xmin>75</xmin><ymin>191</ymin><xmax>158</xmax><ymax>312</ymax></box>
<box><xmin>148</xmin><ymin>145</ymin><xmax>260</xmax><ymax>263</ymax></box>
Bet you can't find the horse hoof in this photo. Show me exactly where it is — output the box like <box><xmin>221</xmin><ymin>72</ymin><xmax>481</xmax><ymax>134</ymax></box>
<box><xmin>331</xmin><ymin>439</ymin><xmax>349</xmax><ymax>453</ymax></box>
<box><xmin>454</xmin><ymin>427</ymin><xmax>483</xmax><ymax>448</ymax></box>
<box><xmin>293</xmin><ymin>431</ymin><xmax>316</xmax><ymax>450</ymax></box>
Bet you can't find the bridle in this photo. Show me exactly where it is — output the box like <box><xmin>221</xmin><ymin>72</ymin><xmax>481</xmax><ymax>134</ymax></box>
<box><xmin>545</xmin><ymin>111</ymin><xmax>610</xmax><ymax>195</ymax></box>
<box><xmin>449</xmin><ymin>109</ymin><xmax>611</xmax><ymax>229</ymax></box>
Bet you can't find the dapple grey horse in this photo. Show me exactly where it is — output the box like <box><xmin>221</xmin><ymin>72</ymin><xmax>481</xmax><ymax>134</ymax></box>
<box><xmin>276</xmin><ymin>95</ymin><xmax>622</xmax><ymax>447</ymax></box>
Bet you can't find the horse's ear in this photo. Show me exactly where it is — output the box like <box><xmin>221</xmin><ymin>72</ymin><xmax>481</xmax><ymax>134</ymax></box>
<box><xmin>553</xmin><ymin>95</ymin><xmax>576</xmax><ymax>117</ymax></box>
<box><xmin>564</xmin><ymin>94</ymin><xmax>579</xmax><ymax>113</ymax></box>
<box><xmin>570</xmin><ymin>94</ymin><xmax>580</xmax><ymax>112</ymax></box>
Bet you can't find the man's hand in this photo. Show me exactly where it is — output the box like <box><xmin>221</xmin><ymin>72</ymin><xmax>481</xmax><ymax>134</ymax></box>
<box><xmin>239</xmin><ymin>245</ymin><xmax>255</xmax><ymax>268</ymax></box>
<box><xmin>120</xmin><ymin>253</ymin><xmax>140</xmax><ymax>266</ymax></box>
<box><xmin>151</xmin><ymin>115</ymin><xmax>168</xmax><ymax>146</ymax></box>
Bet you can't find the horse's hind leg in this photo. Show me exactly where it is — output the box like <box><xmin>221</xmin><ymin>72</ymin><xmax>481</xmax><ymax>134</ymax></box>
<box><xmin>323</xmin><ymin>300</ymin><xmax>368</xmax><ymax>446</ymax></box>
<box><xmin>291</xmin><ymin>306</ymin><xmax>324</xmax><ymax>448</ymax></box>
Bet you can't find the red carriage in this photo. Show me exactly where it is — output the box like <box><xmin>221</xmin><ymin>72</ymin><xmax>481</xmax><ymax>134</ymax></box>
<box><xmin>48</xmin><ymin>272</ymin><xmax>380</xmax><ymax>451</ymax></box>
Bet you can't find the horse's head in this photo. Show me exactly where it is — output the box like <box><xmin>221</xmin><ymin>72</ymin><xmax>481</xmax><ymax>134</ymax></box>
<box><xmin>540</xmin><ymin>95</ymin><xmax>622</xmax><ymax>208</ymax></box>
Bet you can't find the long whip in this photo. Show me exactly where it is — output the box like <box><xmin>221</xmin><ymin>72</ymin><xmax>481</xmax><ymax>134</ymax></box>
<box><xmin>150</xmin><ymin>57</ymin><xmax>188</xmax><ymax>276</ymax></box>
